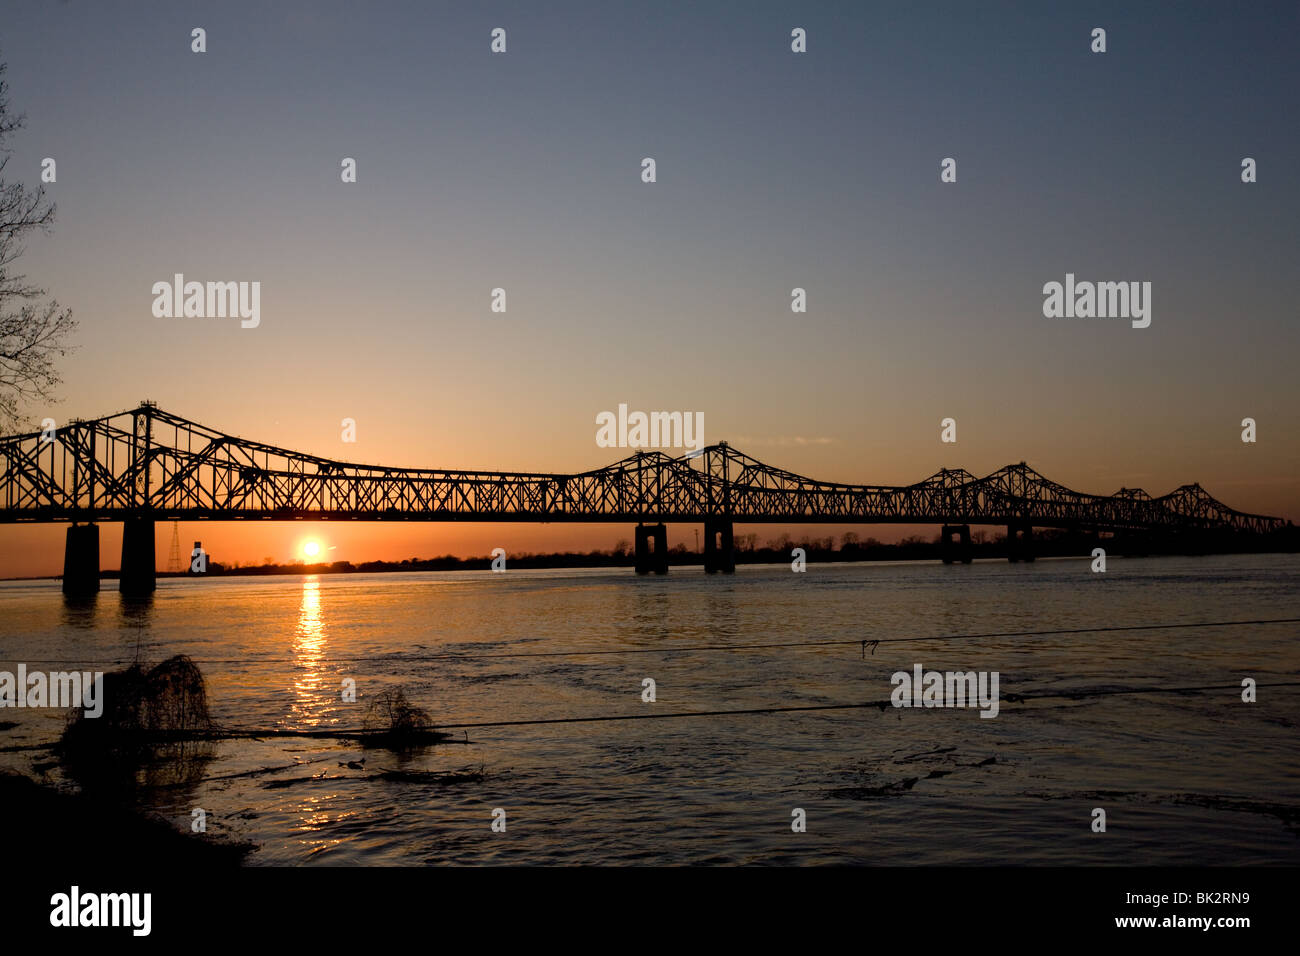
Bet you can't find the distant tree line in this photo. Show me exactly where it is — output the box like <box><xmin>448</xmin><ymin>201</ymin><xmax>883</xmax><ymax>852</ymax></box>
<box><xmin>147</xmin><ymin>524</ymin><xmax>1295</xmax><ymax>578</ymax></box>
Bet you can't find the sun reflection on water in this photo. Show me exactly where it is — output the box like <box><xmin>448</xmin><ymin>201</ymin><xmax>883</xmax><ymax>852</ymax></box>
<box><xmin>291</xmin><ymin>577</ymin><xmax>327</xmax><ymax>727</ymax></box>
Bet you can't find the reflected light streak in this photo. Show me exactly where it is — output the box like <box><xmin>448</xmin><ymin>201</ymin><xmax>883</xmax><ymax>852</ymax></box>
<box><xmin>291</xmin><ymin>577</ymin><xmax>327</xmax><ymax>727</ymax></box>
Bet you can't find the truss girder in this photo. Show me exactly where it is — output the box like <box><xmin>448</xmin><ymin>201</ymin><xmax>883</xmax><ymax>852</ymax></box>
<box><xmin>0</xmin><ymin>406</ymin><xmax>1285</xmax><ymax>534</ymax></box>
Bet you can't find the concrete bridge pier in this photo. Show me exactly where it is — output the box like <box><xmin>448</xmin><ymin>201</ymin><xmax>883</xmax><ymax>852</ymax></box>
<box><xmin>1007</xmin><ymin>521</ymin><xmax>1035</xmax><ymax>562</ymax></box>
<box><xmin>703</xmin><ymin>517</ymin><xmax>736</xmax><ymax>574</ymax></box>
<box><xmin>634</xmin><ymin>523</ymin><xmax>668</xmax><ymax>575</ymax></box>
<box><xmin>62</xmin><ymin>523</ymin><xmax>101</xmax><ymax>595</ymax></box>
<box><xmin>120</xmin><ymin>514</ymin><xmax>157</xmax><ymax>595</ymax></box>
<box><xmin>940</xmin><ymin>524</ymin><xmax>973</xmax><ymax>564</ymax></box>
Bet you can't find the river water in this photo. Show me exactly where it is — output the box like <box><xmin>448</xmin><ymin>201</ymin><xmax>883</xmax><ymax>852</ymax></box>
<box><xmin>1</xmin><ymin>554</ymin><xmax>1297</xmax><ymax>865</ymax></box>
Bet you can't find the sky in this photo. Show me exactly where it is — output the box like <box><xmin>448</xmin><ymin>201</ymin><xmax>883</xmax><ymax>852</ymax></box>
<box><xmin>1</xmin><ymin>0</ymin><xmax>1297</xmax><ymax>577</ymax></box>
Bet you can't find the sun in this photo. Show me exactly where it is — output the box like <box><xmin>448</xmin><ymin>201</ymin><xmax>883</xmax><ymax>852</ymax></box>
<box><xmin>302</xmin><ymin>540</ymin><xmax>321</xmax><ymax>559</ymax></box>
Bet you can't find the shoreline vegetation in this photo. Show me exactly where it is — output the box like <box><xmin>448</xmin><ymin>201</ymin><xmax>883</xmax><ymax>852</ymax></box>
<box><xmin>5</xmin><ymin>527</ymin><xmax>1297</xmax><ymax>583</ymax></box>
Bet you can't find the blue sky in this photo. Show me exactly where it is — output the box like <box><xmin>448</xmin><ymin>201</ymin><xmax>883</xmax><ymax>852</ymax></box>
<box><xmin>1</xmin><ymin>0</ymin><xmax>1296</xmax><ymax>571</ymax></box>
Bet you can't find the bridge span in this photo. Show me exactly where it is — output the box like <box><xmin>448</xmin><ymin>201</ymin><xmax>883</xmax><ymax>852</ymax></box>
<box><xmin>0</xmin><ymin>403</ymin><xmax>1288</xmax><ymax>593</ymax></box>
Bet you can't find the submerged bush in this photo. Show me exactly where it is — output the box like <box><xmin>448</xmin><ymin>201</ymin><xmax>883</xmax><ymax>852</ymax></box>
<box><xmin>60</xmin><ymin>655</ymin><xmax>213</xmax><ymax>762</ymax></box>
<box><xmin>361</xmin><ymin>687</ymin><xmax>435</xmax><ymax>746</ymax></box>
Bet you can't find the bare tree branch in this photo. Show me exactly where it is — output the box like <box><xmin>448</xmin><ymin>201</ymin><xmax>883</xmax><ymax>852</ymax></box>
<box><xmin>0</xmin><ymin>55</ymin><xmax>77</xmax><ymax>431</ymax></box>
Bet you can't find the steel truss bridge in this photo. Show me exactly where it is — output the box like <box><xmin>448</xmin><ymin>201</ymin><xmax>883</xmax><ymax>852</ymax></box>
<box><xmin>0</xmin><ymin>403</ymin><xmax>1288</xmax><ymax>590</ymax></box>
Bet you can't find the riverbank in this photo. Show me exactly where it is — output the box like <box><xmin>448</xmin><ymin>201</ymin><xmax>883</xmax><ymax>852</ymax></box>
<box><xmin>0</xmin><ymin>772</ymin><xmax>253</xmax><ymax>866</ymax></box>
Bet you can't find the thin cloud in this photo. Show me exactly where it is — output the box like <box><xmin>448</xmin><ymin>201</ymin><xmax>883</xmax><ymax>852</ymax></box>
<box><xmin>731</xmin><ymin>435</ymin><xmax>837</xmax><ymax>447</ymax></box>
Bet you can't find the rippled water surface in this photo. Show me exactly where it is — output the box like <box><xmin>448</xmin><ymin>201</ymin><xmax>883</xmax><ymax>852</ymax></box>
<box><xmin>2</xmin><ymin>554</ymin><xmax>1298</xmax><ymax>865</ymax></box>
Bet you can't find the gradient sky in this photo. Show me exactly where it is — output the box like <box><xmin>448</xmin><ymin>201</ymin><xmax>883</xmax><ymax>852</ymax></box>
<box><xmin>1</xmin><ymin>1</ymin><xmax>1297</xmax><ymax>577</ymax></box>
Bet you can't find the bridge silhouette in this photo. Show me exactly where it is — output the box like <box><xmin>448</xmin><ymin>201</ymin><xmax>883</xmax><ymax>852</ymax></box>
<box><xmin>1</xmin><ymin>403</ymin><xmax>1288</xmax><ymax>594</ymax></box>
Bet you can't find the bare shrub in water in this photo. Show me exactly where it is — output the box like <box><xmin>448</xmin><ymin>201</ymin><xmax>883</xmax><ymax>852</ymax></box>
<box><xmin>141</xmin><ymin>655</ymin><xmax>212</xmax><ymax>737</ymax></box>
<box><xmin>362</xmin><ymin>687</ymin><xmax>434</xmax><ymax>745</ymax></box>
<box><xmin>61</xmin><ymin>655</ymin><xmax>213</xmax><ymax>762</ymax></box>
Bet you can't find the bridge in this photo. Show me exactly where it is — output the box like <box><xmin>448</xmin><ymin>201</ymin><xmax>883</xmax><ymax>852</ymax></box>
<box><xmin>0</xmin><ymin>403</ymin><xmax>1289</xmax><ymax>594</ymax></box>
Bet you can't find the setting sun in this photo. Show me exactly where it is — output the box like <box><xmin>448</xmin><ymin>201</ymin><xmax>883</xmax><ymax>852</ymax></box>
<box><xmin>302</xmin><ymin>540</ymin><xmax>321</xmax><ymax>559</ymax></box>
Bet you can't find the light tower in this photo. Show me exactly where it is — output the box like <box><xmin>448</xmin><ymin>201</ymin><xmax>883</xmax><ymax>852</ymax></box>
<box><xmin>166</xmin><ymin>520</ymin><xmax>183</xmax><ymax>573</ymax></box>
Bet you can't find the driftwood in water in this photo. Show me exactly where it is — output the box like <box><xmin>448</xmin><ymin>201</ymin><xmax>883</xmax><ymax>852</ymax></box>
<box><xmin>261</xmin><ymin>763</ymin><xmax>486</xmax><ymax>789</ymax></box>
<box><xmin>150</xmin><ymin>727</ymin><xmax>461</xmax><ymax>744</ymax></box>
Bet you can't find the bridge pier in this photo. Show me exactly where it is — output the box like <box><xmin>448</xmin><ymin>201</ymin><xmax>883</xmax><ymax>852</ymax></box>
<box><xmin>634</xmin><ymin>523</ymin><xmax>668</xmax><ymax>575</ymax></box>
<box><xmin>940</xmin><ymin>524</ymin><xmax>972</xmax><ymax>564</ymax></box>
<box><xmin>1007</xmin><ymin>521</ymin><xmax>1035</xmax><ymax>562</ymax></box>
<box><xmin>120</xmin><ymin>514</ymin><xmax>157</xmax><ymax>595</ymax></box>
<box><xmin>703</xmin><ymin>517</ymin><xmax>735</xmax><ymax>574</ymax></box>
<box><xmin>62</xmin><ymin>523</ymin><xmax>101</xmax><ymax>595</ymax></box>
